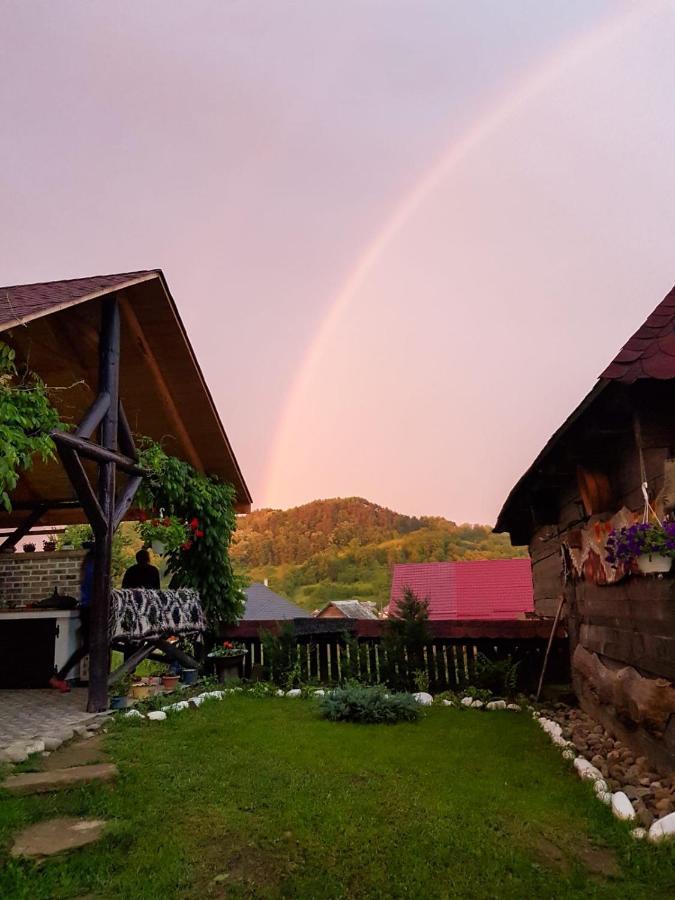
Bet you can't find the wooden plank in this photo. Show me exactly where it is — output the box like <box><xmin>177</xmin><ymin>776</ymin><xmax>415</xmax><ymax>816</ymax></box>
<box><xmin>317</xmin><ymin>639</ymin><xmax>329</xmax><ymax>683</ymax></box>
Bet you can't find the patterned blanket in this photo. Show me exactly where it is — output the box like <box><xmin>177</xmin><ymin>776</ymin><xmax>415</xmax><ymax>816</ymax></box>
<box><xmin>110</xmin><ymin>588</ymin><xmax>206</xmax><ymax>641</ymax></box>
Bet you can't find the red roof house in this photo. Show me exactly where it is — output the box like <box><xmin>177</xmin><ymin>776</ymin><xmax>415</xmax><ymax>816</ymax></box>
<box><xmin>388</xmin><ymin>559</ymin><xmax>534</xmax><ymax>620</ymax></box>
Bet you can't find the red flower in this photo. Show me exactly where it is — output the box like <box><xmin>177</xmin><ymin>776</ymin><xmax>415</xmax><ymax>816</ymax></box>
<box><xmin>137</xmin><ymin>511</ymin><xmax>148</xmax><ymax>522</ymax></box>
<box><xmin>195</xmin><ymin>529</ymin><xmax>204</xmax><ymax>539</ymax></box>
<box><xmin>190</xmin><ymin>518</ymin><xmax>199</xmax><ymax>530</ymax></box>
<box><xmin>223</xmin><ymin>641</ymin><xmax>233</xmax><ymax>649</ymax></box>
<box><xmin>162</xmin><ymin>517</ymin><xmax>171</xmax><ymax>526</ymax></box>
<box><xmin>181</xmin><ymin>540</ymin><xmax>193</xmax><ymax>551</ymax></box>
<box><xmin>151</xmin><ymin>518</ymin><xmax>160</xmax><ymax>527</ymax></box>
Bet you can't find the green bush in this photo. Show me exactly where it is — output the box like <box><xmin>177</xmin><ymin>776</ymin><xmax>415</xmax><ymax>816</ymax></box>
<box><xmin>319</xmin><ymin>683</ymin><xmax>420</xmax><ymax>724</ymax></box>
<box><xmin>471</xmin><ymin>653</ymin><xmax>520</xmax><ymax>698</ymax></box>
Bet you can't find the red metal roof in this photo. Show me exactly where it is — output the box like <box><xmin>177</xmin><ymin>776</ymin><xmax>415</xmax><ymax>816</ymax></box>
<box><xmin>601</xmin><ymin>284</ymin><xmax>675</xmax><ymax>383</ymax></box>
<box><xmin>0</xmin><ymin>271</ymin><xmax>157</xmax><ymax>330</ymax></box>
<box><xmin>388</xmin><ymin>559</ymin><xmax>534</xmax><ymax>620</ymax></box>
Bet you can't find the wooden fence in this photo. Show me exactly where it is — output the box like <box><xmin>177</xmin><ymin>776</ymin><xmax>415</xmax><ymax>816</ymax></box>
<box><xmin>221</xmin><ymin>618</ymin><xmax>569</xmax><ymax>692</ymax></box>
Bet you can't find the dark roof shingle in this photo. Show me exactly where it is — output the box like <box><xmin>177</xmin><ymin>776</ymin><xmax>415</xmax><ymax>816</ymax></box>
<box><xmin>601</xmin><ymin>284</ymin><xmax>675</xmax><ymax>383</ymax></box>
<box><xmin>242</xmin><ymin>583</ymin><xmax>307</xmax><ymax>620</ymax></box>
<box><xmin>0</xmin><ymin>271</ymin><xmax>157</xmax><ymax>330</ymax></box>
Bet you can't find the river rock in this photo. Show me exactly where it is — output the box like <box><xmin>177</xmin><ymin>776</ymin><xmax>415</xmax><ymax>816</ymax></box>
<box><xmin>486</xmin><ymin>700</ymin><xmax>507</xmax><ymax>711</ymax></box>
<box><xmin>648</xmin><ymin>812</ymin><xmax>675</xmax><ymax>843</ymax></box>
<box><xmin>413</xmin><ymin>692</ymin><xmax>433</xmax><ymax>706</ymax></box>
<box><xmin>611</xmin><ymin>792</ymin><xmax>636</xmax><ymax>821</ymax></box>
<box><xmin>147</xmin><ymin>711</ymin><xmax>167</xmax><ymax>722</ymax></box>
<box><xmin>461</xmin><ymin>697</ymin><xmax>474</xmax><ymax>707</ymax></box>
<box><xmin>286</xmin><ymin>689</ymin><xmax>302</xmax><ymax>698</ymax></box>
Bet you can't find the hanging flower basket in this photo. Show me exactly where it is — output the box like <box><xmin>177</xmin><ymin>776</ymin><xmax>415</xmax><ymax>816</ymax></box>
<box><xmin>636</xmin><ymin>554</ymin><xmax>672</xmax><ymax>575</ymax></box>
<box><xmin>138</xmin><ymin>513</ymin><xmax>190</xmax><ymax>556</ymax></box>
<box><xmin>606</xmin><ymin>522</ymin><xmax>675</xmax><ymax>576</ymax></box>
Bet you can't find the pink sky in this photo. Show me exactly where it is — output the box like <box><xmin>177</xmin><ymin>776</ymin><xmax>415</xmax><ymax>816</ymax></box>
<box><xmin>2</xmin><ymin>1</ymin><xmax>675</xmax><ymax>524</ymax></box>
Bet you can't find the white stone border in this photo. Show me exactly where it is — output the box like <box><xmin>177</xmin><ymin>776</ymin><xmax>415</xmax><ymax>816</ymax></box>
<box><xmin>528</xmin><ymin>706</ymin><xmax>675</xmax><ymax>844</ymax></box>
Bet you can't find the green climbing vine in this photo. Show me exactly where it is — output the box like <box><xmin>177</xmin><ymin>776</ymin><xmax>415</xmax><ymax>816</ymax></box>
<box><xmin>135</xmin><ymin>439</ymin><xmax>245</xmax><ymax>626</ymax></box>
<box><xmin>0</xmin><ymin>341</ymin><xmax>64</xmax><ymax>511</ymax></box>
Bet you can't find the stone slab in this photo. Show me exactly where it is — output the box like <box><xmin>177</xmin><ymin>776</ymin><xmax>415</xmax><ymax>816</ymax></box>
<box><xmin>11</xmin><ymin>817</ymin><xmax>106</xmax><ymax>857</ymax></box>
<box><xmin>2</xmin><ymin>763</ymin><xmax>118</xmax><ymax>795</ymax></box>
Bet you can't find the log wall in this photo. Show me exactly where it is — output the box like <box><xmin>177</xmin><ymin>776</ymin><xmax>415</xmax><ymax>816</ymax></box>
<box><xmin>524</xmin><ymin>386</ymin><xmax>675</xmax><ymax>772</ymax></box>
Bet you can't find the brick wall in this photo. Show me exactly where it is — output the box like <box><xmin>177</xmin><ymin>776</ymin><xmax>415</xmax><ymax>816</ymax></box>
<box><xmin>0</xmin><ymin>550</ymin><xmax>86</xmax><ymax>609</ymax></box>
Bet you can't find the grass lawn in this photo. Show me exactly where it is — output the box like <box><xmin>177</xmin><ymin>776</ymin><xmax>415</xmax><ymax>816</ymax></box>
<box><xmin>1</xmin><ymin>696</ymin><xmax>674</xmax><ymax>899</ymax></box>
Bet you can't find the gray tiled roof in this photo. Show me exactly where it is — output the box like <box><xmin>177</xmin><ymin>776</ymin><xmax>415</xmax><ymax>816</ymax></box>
<box><xmin>242</xmin><ymin>583</ymin><xmax>307</xmax><ymax>620</ymax></box>
<box><xmin>321</xmin><ymin>600</ymin><xmax>380</xmax><ymax>619</ymax></box>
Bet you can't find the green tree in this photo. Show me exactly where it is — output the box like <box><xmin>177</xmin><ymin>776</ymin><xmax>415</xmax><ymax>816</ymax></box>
<box><xmin>381</xmin><ymin>587</ymin><xmax>432</xmax><ymax>691</ymax></box>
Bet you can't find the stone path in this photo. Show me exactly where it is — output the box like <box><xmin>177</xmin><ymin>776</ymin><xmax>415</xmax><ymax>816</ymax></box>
<box><xmin>11</xmin><ymin>817</ymin><xmax>106</xmax><ymax>858</ymax></box>
<box><xmin>3</xmin><ymin>762</ymin><xmax>118</xmax><ymax>795</ymax></box>
<box><xmin>0</xmin><ymin>689</ymin><xmax>101</xmax><ymax>749</ymax></box>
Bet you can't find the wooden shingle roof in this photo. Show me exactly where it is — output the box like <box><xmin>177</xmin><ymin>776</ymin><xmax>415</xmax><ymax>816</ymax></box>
<box><xmin>0</xmin><ymin>270</ymin><xmax>251</xmax><ymax>524</ymax></box>
<box><xmin>601</xmin><ymin>284</ymin><xmax>675</xmax><ymax>382</ymax></box>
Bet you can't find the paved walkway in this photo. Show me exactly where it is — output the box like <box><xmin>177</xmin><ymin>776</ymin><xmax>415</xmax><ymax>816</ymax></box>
<box><xmin>0</xmin><ymin>689</ymin><xmax>101</xmax><ymax>749</ymax></box>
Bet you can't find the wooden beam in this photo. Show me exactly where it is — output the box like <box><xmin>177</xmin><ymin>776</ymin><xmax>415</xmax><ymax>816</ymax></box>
<box><xmin>51</xmin><ymin>431</ymin><xmax>144</xmax><ymax>477</ymax></box>
<box><xmin>119</xmin><ymin>297</ymin><xmax>204</xmax><ymax>473</ymax></box>
<box><xmin>108</xmin><ymin>641</ymin><xmax>155</xmax><ymax>685</ymax></box>
<box><xmin>55</xmin><ymin>446</ymin><xmax>106</xmax><ymax>537</ymax></box>
<box><xmin>118</xmin><ymin>401</ymin><xmax>137</xmax><ymax>460</ymax></box>
<box><xmin>0</xmin><ymin>504</ymin><xmax>48</xmax><ymax>549</ymax></box>
<box><xmin>154</xmin><ymin>638</ymin><xmax>199</xmax><ymax>669</ymax></box>
<box><xmin>74</xmin><ymin>391</ymin><xmax>111</xmax><ymax>439</ymax></box>
<box><xmin>88</xmin><ymin>297</ymin><xmax>121</xmax><ymax>713</ymax></box>
<box><xmin>113</xmin><ymin>475</ymin><xmax>142</xmax><ymax>531</ymax></box>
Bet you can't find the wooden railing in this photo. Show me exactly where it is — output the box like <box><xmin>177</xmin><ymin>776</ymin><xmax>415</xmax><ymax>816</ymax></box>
<box><xmin>221</xmin><ymin>618</ymin><xmax>568</xmax><ymax>691</ymax></box>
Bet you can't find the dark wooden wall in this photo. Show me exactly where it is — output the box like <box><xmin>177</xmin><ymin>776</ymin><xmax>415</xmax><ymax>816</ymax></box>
<box><xmin>523</xmin><ymin>381</ymin><xmax>675</xmax><ymax>773</ymax></box>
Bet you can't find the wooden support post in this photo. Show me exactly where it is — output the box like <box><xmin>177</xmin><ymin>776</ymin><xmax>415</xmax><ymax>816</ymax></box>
<box><xmin>87</xmin><ymin>297</ymin><xmax>120</xmax><ymax>712</ymax></box>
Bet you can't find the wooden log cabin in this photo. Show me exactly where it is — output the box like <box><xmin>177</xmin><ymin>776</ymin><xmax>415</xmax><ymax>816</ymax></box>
<box><xmin>495</xmin><ymin>283</ymin><xmax>675</xmax><ymax>774</ymax></box>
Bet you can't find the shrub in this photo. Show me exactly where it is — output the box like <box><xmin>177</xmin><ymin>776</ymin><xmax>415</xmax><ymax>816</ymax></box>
<box><xmin>260</xmin><ymin>624</ymin><xmax>301</xmax><ymax>688</ymax></box>
<box><xmin>471</xmin><ymin>653</ymin><xmax>520</xmax><ymax>698</ymax></box>
<box><xmin>319</xmin><ymin>683</ymin><xmax>420</xmax><ymax>724</ymax></box>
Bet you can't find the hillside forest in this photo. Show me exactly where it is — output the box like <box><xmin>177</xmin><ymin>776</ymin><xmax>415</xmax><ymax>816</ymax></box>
<box><xmin>231</xmin><ymin>497</ymin><xmax>524</xmax><ymax>612</ymax></box>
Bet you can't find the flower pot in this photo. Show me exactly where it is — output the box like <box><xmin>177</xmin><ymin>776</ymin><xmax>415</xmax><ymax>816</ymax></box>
<box><xmin>131</xmin><ymin>683</ymin><xmax>151</xmax><ymax>700</ymax></box>
<box><xmin>181</xmin><ymin>668</ymin><xmax>198</xmax><ymax>685</ymax></box>
<box><xmin>151</xmin><ymin>539</ymin><xmax>166</xmax><ymax>555</ymax></box>
<box><xmin>162</xmin><ymin>674</ymin><xmax>180</xmax><ymax>691</ymax></box>
<box><xmin>23</xmin><ymin>545</ymin><xmax>36</xmax><ymax>553</ymax></box>
<box><xmin>43</xmin><ymin>542</ymin><xmax>57</xmax><ymax>552</ymax></box>
<box><xmin>213</xmin><ymin>653</ymin><xmax>245</xmax><ymax>683</ymax></box>
<box><xmin>110</xmin><ymin>695</ymin><xmax>132</xmax><ymax>710</ymax></box>
<box><xmin>637</xmin><ymin>553</ymin><xmax>672</xmax><ymax>575</ymax></box>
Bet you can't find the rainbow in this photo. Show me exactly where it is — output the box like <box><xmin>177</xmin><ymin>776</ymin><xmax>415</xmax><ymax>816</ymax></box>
<box><xmin>263</xmin><ymin>1</ymin><xmax>663</xmax><ymax>506</ymax></box>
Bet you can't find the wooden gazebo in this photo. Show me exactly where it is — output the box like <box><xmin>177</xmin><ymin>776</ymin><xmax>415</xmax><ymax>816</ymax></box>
<box><xmin>0</xmin><ymin>270</ymin><xmax>251</xmax><ymax>710</ymax></box>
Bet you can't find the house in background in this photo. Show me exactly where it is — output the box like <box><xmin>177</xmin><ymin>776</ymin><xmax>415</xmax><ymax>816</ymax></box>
<box><xmin>495</xmin><ymin>282</ymin><xmax>675</xmax><ymax>773</ymax></box>
<box><xmin>242</xmin><ymin>582</ymin><xmax>306</xmax><ymax>621</ymax></box>
<box><xmin>314</xmin><ymin>600</ymin><xmax>380</xmax><ymax>619</ymax></box>
<box><xmin>388</xmin><ymin>559</ymin><xmax>534</xmax><ymax>620</ymax></box>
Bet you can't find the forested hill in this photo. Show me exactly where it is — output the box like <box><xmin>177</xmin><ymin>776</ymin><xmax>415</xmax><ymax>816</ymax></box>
<box><xmin>231</xmin><ymin>497</ymin><xmax>524</xmax><ymax>612</ymax></box>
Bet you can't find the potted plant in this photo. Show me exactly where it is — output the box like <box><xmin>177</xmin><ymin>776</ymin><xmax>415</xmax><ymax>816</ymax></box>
<box><xmin>606</xmin><ymin>521</ymin><xmax>675</xmax><ymax>575</ymax></box>
<box><xmin>43</xmin><ymin>539</ymin><xmax>57</xmax><ymax>552</ymax></box>
<box><xmin>208</xmin><ymin>641</ymin><xmax>248</xmax><ymax>683</ymax></box>
<box><xmin>131</xmin><ymin>682</ymin><xmax>151</xmax><ymax>700</ymax></box>
<box><xmin>137</xmin><ymin>513</ymin><xmax>191</xmax><ymax>556</ymax></box>
<box><xmin>23</xmin><ymin>542</ymin><xmax>36</xmax><ymax>553</ymax></box>
<box><xmin>162</xmin><ymin>673</ymin><xmax>180</xmax><ymax>691</ymax></box>
<box><xmin>110</xmin><ymin>675</ymin><xmax>134</xmax><ymax>709</ymax></box>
